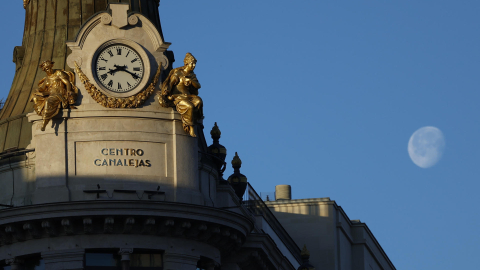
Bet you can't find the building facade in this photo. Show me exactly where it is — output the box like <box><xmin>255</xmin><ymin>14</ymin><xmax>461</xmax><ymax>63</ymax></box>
<box><xmin>265</xmin><ymin>186</ymin><xmax>396</xmax><ymax>270</ymax></box>
<box><xmin>0</xmin><ymin>1</ymin><xmax>395</xmax><ymax>270</ymax></box>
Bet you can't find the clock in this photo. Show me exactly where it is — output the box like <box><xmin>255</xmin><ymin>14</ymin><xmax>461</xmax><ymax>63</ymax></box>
<box><xmin>94</xmin><ymin>44</ymin><xmax>145</xmax><ymax>93</ymax></box>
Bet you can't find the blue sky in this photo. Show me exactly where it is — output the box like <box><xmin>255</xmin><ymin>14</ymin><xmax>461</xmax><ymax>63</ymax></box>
<box><xmin>1</xmin><ymin>1</ymin><xmax>479</xmax><ymax>269</ymax></box>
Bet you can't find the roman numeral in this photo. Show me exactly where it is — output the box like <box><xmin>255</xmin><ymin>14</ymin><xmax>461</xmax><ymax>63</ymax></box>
<box><xmin>116</xmin><ymin>48</ymin><xmax>122</xmax><ymax>55</ymax></box>
<box><xmin>133</xmin><ymin>67</ymin><xmax>140</xmax><ymax>71</ymax></box>
<box><xmin>100</xmin><ymin>74</ymin><xmax>108</xmax><ymax>81</ymax></box>
<box><xmin>118</xmin><ymin>83</ymin><xmax>122</xmax><ymax>90</ymax></box>
<box><xmin>99</xmin><ymin>67</ymin><xmax>106</xmax><ymax>71</ymax></box>
<box><xmin>126</xmin><ymin>51</ymin><xmax>130</xmax><ymax>57</ymax></box>
<box><xmin>100</xmin><ymin>57</ymin><xmax>108</xmax><ymax>63</ymax></box>
<box><xmin>107</xmin><ymin>80</ymin><xmax>113</xmax><ymax>87</ymax></box>
<box><xmin>108</xmin><ymin>51</ymin><xmax>114</xmax><ymax>57</ymax></box>
<box><xmin>131</xmin><ymin>58</ymin><xmax>138</xmax><ymax>63</ymax></box>
<box><xmin>127</xmin><ymin>82</ymin><xmax>132</xmax><ymax>88</ymax></box>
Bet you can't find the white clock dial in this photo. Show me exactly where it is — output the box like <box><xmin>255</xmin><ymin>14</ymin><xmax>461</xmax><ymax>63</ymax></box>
<box><xmin>95</xmin><ymin>44</ymin><xmax>144</xmax><ymax>93</ymax></box>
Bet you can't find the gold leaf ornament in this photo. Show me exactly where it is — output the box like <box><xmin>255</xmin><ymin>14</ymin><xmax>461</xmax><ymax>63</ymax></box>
<box><xmin>74</xmin><ymin>62</ymin><xmax>161</xmax><ymax>108</ymax></box>
<box><xmin>23</xmin><ymin>0</ymin><xmax>30</xmax><ymax>9</ymax></box>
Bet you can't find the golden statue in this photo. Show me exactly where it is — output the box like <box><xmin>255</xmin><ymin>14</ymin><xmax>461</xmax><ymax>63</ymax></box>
<box><xmin>159</xmin><ymin>53</ymin><xmax>203</xmax><ymax>137</ymax></box>
<box><xmin>30</xmin><ymin>60</ymin><xmax>78</xmax><ymax>131</ymax></box>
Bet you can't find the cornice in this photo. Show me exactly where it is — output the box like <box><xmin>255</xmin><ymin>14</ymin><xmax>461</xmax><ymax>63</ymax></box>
<box><xmin>0</xmin><ymin>201</ymin><xmax>254</xmax><ymax>254</ymax></box>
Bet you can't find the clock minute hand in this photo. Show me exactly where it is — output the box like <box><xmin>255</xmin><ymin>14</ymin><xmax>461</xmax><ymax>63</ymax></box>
<box><xmin>121</xmin><ymin>69</ymin><xmax>140</xmax><ymax>80</ymax></box>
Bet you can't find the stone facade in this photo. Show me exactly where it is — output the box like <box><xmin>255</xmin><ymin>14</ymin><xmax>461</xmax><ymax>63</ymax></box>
<box><xmin>266</xmin><ymin>197</ymin><xmax>396</xmax><ymax>270</ymax></box>
<box><xmin>0</xmin><ymin>2</ymin><xmax>301</xmax><ymax>269</ymax></box>
<box><xmin>0</xmin><ymin>1</ymin><xmax>395</xmax><ymax>270</ymax></box>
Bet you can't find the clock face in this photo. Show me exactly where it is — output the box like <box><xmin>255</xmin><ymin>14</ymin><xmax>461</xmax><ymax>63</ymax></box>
<box><xmin>94</xmin><ymin>44</ymin><xmax>144</xmax><ymax>93</ymax></box>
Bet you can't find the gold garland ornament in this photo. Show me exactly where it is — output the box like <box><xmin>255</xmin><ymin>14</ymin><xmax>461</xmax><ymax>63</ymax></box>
<box><xmin>75</xmin><ymin>61</ymin><xmax>161</xmax><ymax>108</ymax></box>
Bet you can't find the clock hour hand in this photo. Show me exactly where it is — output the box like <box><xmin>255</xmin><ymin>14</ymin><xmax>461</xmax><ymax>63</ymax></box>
<box><xmin>108</xmin><ymin>68</ymin><xmax>119</xmax><ymax>76</ymax></box>
<box><xmin>108</xmin><ymin>65</ymin><xmax>127</xmax><ymax>75</ymax></box>
<box><xmin>114</xmin><ymin>64</ymin><xmax>127</xmax><ymax>70</ymax></box>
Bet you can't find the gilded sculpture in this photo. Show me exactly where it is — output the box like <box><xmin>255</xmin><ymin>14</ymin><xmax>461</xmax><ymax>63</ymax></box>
<box><xmin>30</xmin><ymin>60</ymin><xmax>78</xmax><ymax>131</ymax></box>
<box><xmin>23</xmin><ymin>0</ymin><xmax>30</xmax><ymax>9</ymax></box>
<box><xmin>75</xmin><ymin>61</ymin><xmax>161</xmax><ymax>109</ymax></box>
<box><xmin>159</xmin><ymin>53</ymin><xmax>203</xmax><ymax>137</ymax></box>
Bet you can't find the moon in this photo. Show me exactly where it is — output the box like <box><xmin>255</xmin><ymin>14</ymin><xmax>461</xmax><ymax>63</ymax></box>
<box><xmin>408</xmin><ymin>126</ymin><xmax>446</xmax><ymax>168</ymax></box>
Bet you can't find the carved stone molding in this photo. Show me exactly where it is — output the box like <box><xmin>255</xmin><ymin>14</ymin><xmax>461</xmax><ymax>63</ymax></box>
<box><xmin>0</xmin><ymin>216</ymin><xmax>244</xmax><ymax>256</ymax></box>
<box><xmin>128</xmin><ymin>15</ymin><xmax>139</xmax><ymax>26</ymax></box>
<box><xmin>13</xmin><ymin>46</ymin><xmax>25</xmax><ymax>71</ymax></box>
<box><xmin>104</xmin><ymin>217</ymin><xmax>115</xmax><ymax>233</ymax></box>
<box><xmin>123</xmin><ymin>217</ymin><xmax>135</xmax><ymax>234</ymax></box>
<box><xmin>5</xmin><ymin>225</ymin><xmax>24</xmax><ymax>242</ymax></box>
<box><xmin>23</xmin><ymin>222</ymin><xmax>40</xmax><ymax>239</ymax></box>
<box><xmin>61</xmin><ymin>218</ymin><xmax>74</xmax><ymax>235</ymax></box>
<box><xmin>41</xmin><ymin>220</ymin><xmax>57</xmax><ymax>237</ymax></box>
<box><xmin>0</xmin><ymin>201</ymin><xmax>253</xmax><ymax>257</ymax></box>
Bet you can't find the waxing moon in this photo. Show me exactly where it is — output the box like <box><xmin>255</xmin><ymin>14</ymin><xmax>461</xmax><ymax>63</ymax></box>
<box><xmin>408</xmin><ymin>126</ymin><xmax>445</xmax><ymax>168</ymax></box>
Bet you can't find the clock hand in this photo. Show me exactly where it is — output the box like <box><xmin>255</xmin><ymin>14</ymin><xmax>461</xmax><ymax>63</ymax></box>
<box><xmin>114</xmin><ymin>65</ymin><xmax>127</xmax><ymax>70</ymax></box>
<box><xmin>108</xmin><ymin>68</ymin><xmax>120</xmax><ymax>76</ymax></box>
<box><xmin>120</xmin><ymin>69</ymin><xmax>140</xmax><ymax>80</ymax></box>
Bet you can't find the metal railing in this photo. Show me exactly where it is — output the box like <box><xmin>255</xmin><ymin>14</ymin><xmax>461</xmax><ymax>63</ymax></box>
<box><xmin>241</xmin><ymin>183</ymin><xmax>302</xmax><ymax>263</ymax></box>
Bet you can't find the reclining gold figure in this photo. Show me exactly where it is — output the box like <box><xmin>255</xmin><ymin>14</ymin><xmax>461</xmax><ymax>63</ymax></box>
<box><xmin>30</xmin><ymin>60</ymin><xmax>78</xmax><ymax>131</ymax></box>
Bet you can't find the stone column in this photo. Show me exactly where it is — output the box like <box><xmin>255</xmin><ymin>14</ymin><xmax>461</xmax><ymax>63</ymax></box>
<box><xmin>42</xmin><ymin>249</ymin><xmax>85</xmax><ymax>270</ymax></box>
<box><xmin>163</xmin><ymin>252</ymin><xmax>200</xmax><ymax>270</ymax></box>
<box><xmin>6</xmin><ymin>258</ymin><xmax>24</xmax><ymax>270</ymax></box>
<box><xmin>119</xmin><ymin>248</ymin><xmax>133</xmax><ymax>270</ymax></box>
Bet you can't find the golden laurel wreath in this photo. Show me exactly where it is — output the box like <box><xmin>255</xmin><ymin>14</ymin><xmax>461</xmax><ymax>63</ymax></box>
<box><xmin>74</xmin><ymin>61</ymin><xmax>161</xmax><ymax>108</ymax></box>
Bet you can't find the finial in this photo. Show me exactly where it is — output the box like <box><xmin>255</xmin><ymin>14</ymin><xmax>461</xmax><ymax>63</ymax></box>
<box><xmin>227</xmin><ymin>152</ymin><xmax>248</xmax><ymax>200</ymax></box>
<box><xmin>301</xmin><ymin>245</ymin><xmax>310</xmax><ymax>258</ymax></box>
<box><xmin>210</xmin><ymin>122</ymin><xmax>221</xmax><ymax>140</ymax></box>
<box><xmin>232</xmin><ymin>152</ymin><xmax>242</xmax><ymax>169</ymax></box>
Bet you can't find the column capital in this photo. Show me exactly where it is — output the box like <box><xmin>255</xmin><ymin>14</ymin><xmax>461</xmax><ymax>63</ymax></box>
<box><xmin>119</xmin><ymin>248</ymin><xmax>133</xmax><ymax>261</ymax></box>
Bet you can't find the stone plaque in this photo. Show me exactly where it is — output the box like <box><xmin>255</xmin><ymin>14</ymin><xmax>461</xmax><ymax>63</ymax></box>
<box><xmin>75</xmin><ymin>141</ymin><xmax>166</xmax><ymax>177</ymax></box>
